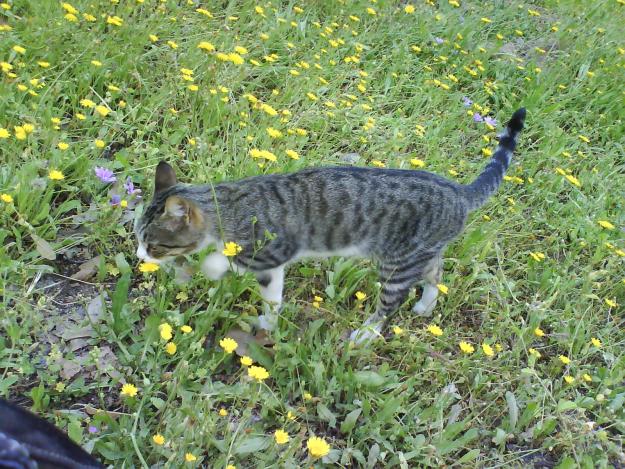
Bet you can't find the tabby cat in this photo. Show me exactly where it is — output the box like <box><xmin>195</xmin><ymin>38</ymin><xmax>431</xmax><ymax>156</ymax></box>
<box><xmin>135</xmin><ymin>108</ymin><xmax>526</xmax><ymax>343</ymax></box>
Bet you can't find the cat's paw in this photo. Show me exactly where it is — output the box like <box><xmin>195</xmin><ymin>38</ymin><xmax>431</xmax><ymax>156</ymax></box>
<box><xmin>257</xmin><ymin>314</ymin><xmax>278</xmax><ymax>332</ymax></box>
<box><xmin>201</xmin><ymin>253</ymin><xmax>230</xmax><ymax>280</ymax></box>
<box><xmin>412</xmin><ymin>299</ymin><xmax>436</xmax><ymax>317</ymax></box>
<box><xmin>349</xmin><ymin>323</ymin><xmax>383</xmax><ymax>345</ymax></box>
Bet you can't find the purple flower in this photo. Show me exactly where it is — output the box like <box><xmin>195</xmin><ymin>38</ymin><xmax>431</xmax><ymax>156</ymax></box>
<box><xmin>94</xmin><ymin>167</ymin><xmax>116</xmax><ymax>183</ymax></box>
<box><xmin>124</xmin><ymin>177</ymin><xmax>141</xmax><ymax>197</ymax></box>
<box><xmin>472</xmin><ymin>113</ymin><xmax>483</xmax><ymax>123</ymax></box>
<box><xmin>110</xmin><ymin>194</ymin><xmax>121</xmax><ymax>206</ymax></box>
<box><xmin>484</xmin><ymin>116</ymin><xmax>497</xmax><ymax>126</ymax></box>
<box><xmin>462</xmin><ymin>96</ymin><xmax>473</xmax><ymax>107</ymax></box>
<box><xmin>88</xmin><ymin>426</ymin><xmax>98</xmax><ymax>434</ymax></box>
<box><xmin>434</xmin><ymin>37</ymin><xmax>444</xmax><ymax>45</ymax></box>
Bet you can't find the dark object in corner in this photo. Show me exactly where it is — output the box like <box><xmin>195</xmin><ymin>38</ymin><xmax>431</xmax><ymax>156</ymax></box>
<box><xmin>0</xmin><ymin>398</ymin><xmax>104</xmax><ymax>469</ymax></box>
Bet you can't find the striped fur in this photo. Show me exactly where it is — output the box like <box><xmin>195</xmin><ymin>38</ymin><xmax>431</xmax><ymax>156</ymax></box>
<box><xmin>464</xmin><ymin>108</ymin><xmax>526</xmax><ymax>210</ymax></box>
<box><xmin>135</xmin><ymin>109</ymin><xmax>526</xmax><ymax>342</ymax></box>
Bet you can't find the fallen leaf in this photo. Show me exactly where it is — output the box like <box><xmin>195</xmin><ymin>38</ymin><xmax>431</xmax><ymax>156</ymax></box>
<box><xmin>225</xmin><ymin>328</ymin><xmax>274</xmax><ymax>357</ymax></box>
<box><xmin>86</xmin><ymin>294</ymin><xmax>105</xmax><ymax>322</ymax></box>
<box><xmin>32</xmin><ymin>233</ymin><xmax>56</xmax><ymax>260</ymax></box>
<box><xmin>71</xmin><ymin>255</ymin><xmax>102</xmax><ymax>281</ymax></box>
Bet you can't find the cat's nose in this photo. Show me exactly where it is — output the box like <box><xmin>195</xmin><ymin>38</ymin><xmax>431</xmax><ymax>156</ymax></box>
<box><xmin>136</xmin><ymin>244</ymin><xmax>147</xmax><ymax>260</ymax></box>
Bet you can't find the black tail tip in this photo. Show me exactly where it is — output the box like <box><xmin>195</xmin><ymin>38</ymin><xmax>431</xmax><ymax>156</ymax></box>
<box><xmin>507</xmin><ymin>108</ymin><xmax>526</xmax><ymax>132</ymax></box>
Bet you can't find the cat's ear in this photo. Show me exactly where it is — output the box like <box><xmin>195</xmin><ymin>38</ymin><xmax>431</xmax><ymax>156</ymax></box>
<box><xmin>154</xmin><ymin>161</ymin><xmax>177</xmax><ymax>194</ymax></box>
<box><xmin>163</xmin><ymin>195</ymin><xmax>203</xmax><ymax>229</ymax></box>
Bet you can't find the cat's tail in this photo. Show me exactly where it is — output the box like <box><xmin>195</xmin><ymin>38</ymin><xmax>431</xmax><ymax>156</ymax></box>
<box><xmin>463</xmin><ymin>108</ymin><xmax>526</xmax><ymax>211</ymax></box>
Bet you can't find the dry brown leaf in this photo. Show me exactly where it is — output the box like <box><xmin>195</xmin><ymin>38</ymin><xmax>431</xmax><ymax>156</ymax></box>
<box><xmin>226</xmin><ymin>328</ymin><xmax>274</xmax><ymax>357</ymax></box>
<box><xmin>71</xmin><ymin>255</ymin><xmax>102</xmax><ymax>281</ymax></box>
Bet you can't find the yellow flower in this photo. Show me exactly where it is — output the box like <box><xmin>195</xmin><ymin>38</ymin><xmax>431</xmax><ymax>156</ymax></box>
<box><xmin>366</xmin><ymin>7</ymin><xmax>376</xmax><ymax>15</ymax></box>
<box><xmin>13</xmin><ymin>45</ymin><xmax>26</xmax><ymax>54</ymax></box>
<box><xmin>459</xmin><ymin>341</ymin><xmax>475</xmax><ymax>354</ymax></box>
<box><xmin>564</xmin><ymin>375</ymin><xmax>575</xmax><ymax>384</ymax></box>
<box><xmin>153</xmin><ymin>434</ymin><xmax>165</xmax><ymax>445</ymax></box>
<box><xmin>48</xmin><ymin>170</ymin><xmax>65</xmax><ymax>180</ymax></box>
<box><xmin>222</xmin><ymin>242</ymin><xmax>242</xmax><ymax>257</ymax></box>
<box><xmin>226</xmin><ymin>466</ymin><xmax>236</xmax><ymax>469</ymax></box>
<box><xmin>181</xmin><ymin>325</ymin><xmax>193</xmax><ymax>334</ymax></box>
<box><xmin>82</xmin><ymin>13</ymin><xmax>96</xmax><ymax>22</ymax></box>
<box><xmin>149</xmin><ymin>34</ymin><xmax>159</xmax><ymax>42</ymax></box>
<box><xmin>481</xmin><ymin>148</ymin><xmax>493</xmax><ymax>157</ymax></box>
<box><xmin>121</xmin><ymin>383</ymin><xmax>138</xmax><ymax>397</ymax></box>
<box><xmin>219</xmin><ymin>337</ymin><xmax>238</xmax><ymax>354</ymax></box>
<box><xmin>197</xmin><ymin>41</ymin><xmax>215</xmax><ymax>52</ymax></box>
<box><xmin>55</xmin><ymin>382</ymin><xmax>65</xmax><ymax>392</ymax></box>
<box><xmin>392</xmin><ymin>326</ymin><xmax>404</xmax><ymax>336</ymax></box>
<box><xmin>528</xmin><ymin>348</ymin><xmax>541</xmax><ymax>358</ymax></box>
<box><xmin>426</xmin><ymin>324</ymin><xmax>443</xmax><ymax>337</ymax></box>
<box><xmin>481</xmin><ymin>17</ymin><xmax>492</xmax><ymax>23</ymax></box>
<box><xmin>307</xmin><ymin>436</ymin><xmax>330</xmax><ymax>458</ymax></box>
<box><xmin>184</xmin><ymin>453</ymin><xmax>197</xmax><ymax>462</ymax></box>
<box><xmin>303</xmin><ymin>392</ymin><xmax>313</xmax><ymax>401</ymax></box>
<box><xmin>106</xmin><ymin>15</ymin><xmax>123</xmax><ymax>26</ymax></box>
<box><xmin>590</xmin><ymin>337</ymin><xmax>601</xmax><ymax>348</ymax></box>
<box><xmin>218</xmin><ymin>408</ymin><xmax>228</xmax><ymax>416</ymax></box>
<box><xmin>95</xmin><ymin>139</ymin><xmax>105</xmax><ymax>148</ymax></box>
<box><xmin>227</xmin><ymin>52</ymin><xmax>245</xmax><ymax>65</ymax></box>
<box><xmin>80</xmin><ymin>98</ymin><xmax>95</xmax><ymax>108</ymax></box>
<box><xmin>605</xmin><ymin>298</ymin><xmax>618</xmax><ymax>308</ymax></box>
<box><xmin>559</xmin><ymin>355</ymin><xmax>570</xmax><ymax>365</ymax></box>
<box><xmin>240</xmin><ymin>356</ymin><xmax>253</xmax><ymax>366</ymax></box>
<box><xmin>248</xmin><ymin>365</ymin><xmax>269</xmax><ymax>382</ymax></box>
<box><xmin>355</xmin><ymin>291</ymin><xmax>367</xmax><ymax>301</ymax></box>
<box><xmin>481</xmin><ymin>343</ymin><xmax>495</xmax><ymax>357</ymax></box>
<box><xmin>196</xmin><ymin>7</ymin><xmax>212</xmax><ymax>17</ymax></box>
<box><xmin>58</xmin><ymin>142</ymin><xmax>69</xmax><ymax>150</ymax></box>
<box><xmin>274</xmin><ymin>429</ymin><xmax>289</xmax><ymax>445</ymax></box>
<box><xmin>285</xmin><ymin>149</ymin><xmax>299</xmax><ymax>160</ymax></box>
<box><xmin>165</xmin><ymin>342</ymin><xmax>177</xmax><ymax>355</ymax></box>
<box><xmin>565</xmin><ymin>174</ymin><xmax>581</xmax><ymax>187</ymax></box>
<box><xmin>14</xmin><ymin>126</ymin><xmax>27</xmax><ymax>140</ymax></box>
<box><xmin>167</xmin><ymin>40</ymin><xmax>178</xmax><ymax>49</ymax></box>
<box><xmin>404</xmin><ymin>4</ymin><xmax>415</xmax><ymax>14</ymax></box>
<box><xmin>95</xmin><ymin>105</ymin><xmax>110</xmax><ymax>117</ymax></box>
<box><xmin>372</xmin><ymin>160</ymin><xmax>386</xmax><ymax>168</ymax></box>
<box><xmin>260</xmin><ymin>103</ymin><xmax>278</xmax><ymax>116</ymax></box>
<box><xmin>436</xmin><ymin>284</ymin><xmax>448</xmax><ymax>294</ymax></box>
<box><xmin>582</xmin><ymin>374</ymin><xmax>592</xmax><ymax>383</ymax></box>
<box><xmin>139</xmin><ymin>262</ymin><xmax>160</xmax><ymax>273</ymax></box>
<box><xmin>91</xmin><ymin>60</ymin><xmax>102</xmax><ymax>67</ymax></box>
<box><xmin>534</xmin><ymin>327</ymin><xmax>545</xmax><ymax>337</ymax></box>
<box><xmin>1</xmin><ymin>194</ymin><xmax>13</xmax><ymax>204</ymax></box>
<box><xmin>266</xmin><ymin>127</ymin><xmax>283</xmax><ymax>138</ymax></box>
<box><xmin>529</xmin><ymin>252</ymin><xmax>545</xmax><ymax>262</ymax></box>
<box><xmin>597</xmin><ymin>220</ymin><xmax>615</xmax><ymax>230</ymax></box>
<box><xmin>62</xmin><ymin>2</ymin><xmax>78</xmax><ymax>14</ymax></box>
<box><xmin>0</xmin><ymin>127</ymin><xmax>9</xmax><ymax>139</ymax></box>
<box><xmin>410</xmin><ymin>158</ymin><xmax>425</xmax><ymax>168</ymax></box>
<box><xmin>159</xmin><ymin>323</ymin><xmax>173</xmax><ymax>341</ymax></box>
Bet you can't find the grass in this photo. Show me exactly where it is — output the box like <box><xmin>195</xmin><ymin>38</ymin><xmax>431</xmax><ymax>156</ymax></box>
<box><xmin>1</xmin><ymin>0</ymin><xmax>624</xmax><ymax>467</ymax></box>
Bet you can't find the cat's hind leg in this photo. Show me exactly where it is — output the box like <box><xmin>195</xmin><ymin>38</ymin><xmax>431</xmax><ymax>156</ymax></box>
<box><xmin>350</xmin><ymin>251</ymin><xmax>435</xmax><ymax>344</ymax></box>
<box><xmin>255</xmin><ymin>265</ymin><xmax>285</xmax><ymax>331</ymax></box>
<box><xmin>412</xmin><ymin>254</ymin><xmax>442</xmax><ymax>316</ymax></box>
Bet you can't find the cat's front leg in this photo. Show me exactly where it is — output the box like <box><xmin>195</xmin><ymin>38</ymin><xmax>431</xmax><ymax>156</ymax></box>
<box><xmin>200</xmin><ymin>252</ymin><xmax>232</xmax><ymax>280</ymax></box>
<box><xmin>255</xmin><ymin>266</ymin><xmax>285</xmax><ymax>331</ymax></box>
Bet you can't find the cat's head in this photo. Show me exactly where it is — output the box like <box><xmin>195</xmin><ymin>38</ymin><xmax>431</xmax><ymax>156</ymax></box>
<box><xmin>135</xmin><ymin>162</ymin><xmax>207</xmax><ymax>262</ymax></box>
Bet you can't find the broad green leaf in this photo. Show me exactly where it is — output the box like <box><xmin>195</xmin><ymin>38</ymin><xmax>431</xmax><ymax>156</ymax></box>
<box><xmin>340</xmin><ymin>408</ymin><xmax>362</xmax><ymax>434</ymax></box>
